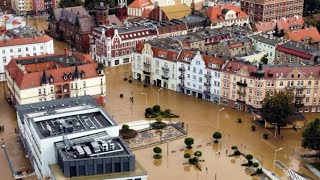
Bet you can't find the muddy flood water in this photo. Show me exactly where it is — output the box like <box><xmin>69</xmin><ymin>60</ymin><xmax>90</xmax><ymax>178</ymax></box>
<box><xmin>0</xmin><ymin>17</ymin><xmax>318</xmax><ymax>180</ymax></box>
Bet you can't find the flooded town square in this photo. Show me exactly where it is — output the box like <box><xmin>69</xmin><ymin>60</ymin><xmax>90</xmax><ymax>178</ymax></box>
<box><xmin>0</xmin><ymin>17</ymin><xmax>319</xmax><ymax>180</ymax></box>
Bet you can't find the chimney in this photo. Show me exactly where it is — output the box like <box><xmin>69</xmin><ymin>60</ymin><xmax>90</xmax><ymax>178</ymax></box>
<box><xmin>64</xmin><ymin>48</ymin><xmax>68</xmax><ymax>57</ymax></box>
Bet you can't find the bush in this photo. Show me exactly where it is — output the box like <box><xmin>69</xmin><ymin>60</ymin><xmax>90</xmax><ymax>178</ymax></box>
<box><xmin>152</xmin><ymin>121</ymin><xmax>167</xmax><ymax>129</ymax></box>
<box><xmin>213</xmin><ymin>131</ymin><xmax>222</xmax><ymax>143</ymax></box>
<box><xmin>153</xmin><ymin>146</ymin><xmax>162</xmax><ymax>156</ymax></box>
<box><xmin>189</xmin><ymin>157</ymin><xmax>198</xmax><ymax>164</ymax></box>
<box><xmin>246</xmin><ymin>154</ymin><xmax>253</xmax><ymax>165</ymax></box>
<box><xmin>145</xmin><ymin>108</ymin><xmax>153</xmax><ymax>114</ymax></box>
<box><xmin>124</xmin><ymin>77</ymin><xmax>128</xmax><ymax>81</ymax></box>
<box><xmin>153</xmin><ymin>105</ymin><xmax>161</xmax><ymax>113</ymax></box>
<box><xmin>238</xmin><ymin>118</ymin><xmax>242</xmax><ymax>123</ymax></box>
<box><xmin>184</xmin><ymin>153</ymin><xmax>191</xmax><ymax>159</ymax></box>
<box><xmin>234</xmin><ymin>150</ymin><xmax>241</xmax><ymax>156</ymax></box>
<box><xmin>128</xmin><ymin>79</ymin><xmax>133</xmax><ymax>83</ymax></box>
<box><xmin>251</xmin><ymin>125</ymin><xmax>256</xmax><ymax>131</ymax></box>
<box><xmin>122</xmin><ymin>124</ymin><xmax>129</xmax><ymax>131</ymax></box>
<box><xmin>119</xmin><ymin>129</ymin><xmax>138</xmax><ymax>139</ymax></box>
<box><xmin>164</xmin><ymin>109</ymin><xmax>171</xmax><ymax>114</ymax></box>
<box><xmin>231</xmin><ymin>146</ymin><xmax>238</xmax><ymax>151</ymax></box>
<box><xmin>263</xmin><ymin>133</ymin><xmax>269</xmax><ymax>139</ymax></box>
<box><xmin>120</xmin><ymin>94</ymin><xmax>123</xmax><ymax>98</ymax></box>
<box><xmin>252</xmin><ymin>162</ymin><xmax>259</xmax><ymax>168</ymax></box>
<box><xmin>256</xmin><ymin>168</ymin><xmax>263</xmax><ymax>174</ymax></box>
<box><xmin>156</xmin><ymin>116</ymin><xmax>162</xmax><ymax>123</ymax></box>
<box><xmin>184</xmin><ymin>137</ymin><xmax>194</xmax><ymax>149</ymax></box>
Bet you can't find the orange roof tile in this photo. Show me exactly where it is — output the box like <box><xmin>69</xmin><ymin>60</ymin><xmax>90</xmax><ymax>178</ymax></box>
<box><xmin>128</xmin><ymin>0</ymin><xmax>153</xmax><ymax>8</ymax></box>
<box><xmin>286</xmin><ymin>28</ymin><xmax>320</xmax><ymax>43</ymax></box>
<box><xmin>12</xmin><ymin>20</ymin><xmax>21</xmax><ymax>25</ymax></box>
<box><xmin>0</xmin><ymin>35</ymin><xmax>52</xmax><ymax>47</ymax></box>
<box><xmin>253</xmin><ymin>16</ymin><xmax>304</xmax><ymax>33</ymax></box>
<box><xmin>206</xmin><ymin>4</ymin><xmax>248</xmax><ymax>23</ymax></box>
<box><xmin>141</xmin><ymin>9</ymin><xmax>151</xmax><ymax>18</ymax></box>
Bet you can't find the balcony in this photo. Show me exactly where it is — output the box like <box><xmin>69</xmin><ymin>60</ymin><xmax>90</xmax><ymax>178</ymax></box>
<box><xmin>143</xmin><ymin>62</ymin><xmax>150</xmax><ymax>67</ymax></box>
<box><xmin>162</xmin><ymin>67</ymin><xmax>169</xmax><ymax>72</ymax></box>
<box><xmin>204</xmin><ymin>82</ymin><xmax>211</xmax><ymax>87</ymax></box>
<box><xmin>294</xmin><ymin>103</ymin><xmax>304</xmax><ymax>108</ymax></box>
<box><xmin>236</xmin><ymin>81</ymin><xmax>247</xmax><ymax>87</ymax></box>
<box><xmin>178</xmin><ymin>67</ymin><xmax>185</xmax><ymax>72</ymax></box>
<box><xmin>162</xmin><ymin>75</ymin><xmax>169</xmax><ymax>80</ymax></box>
<box><xmin>237</xmin><ymin>90</ymin><xmax>246</xmax><ymax>96</ymax></box>
<box><xmin>295</xmin><ymin>85</ymin><xmax>306</xmax><ymax>89</ymax></box>
<box><xmin>179</xmin><ymin>75</ymin><xmax>184</xmax><ymax>80</ymax></box>
<box><xmin>143</xmin><ymin>70</ymin><xmax>151</xmax><ymax>75</ymax></box>
<box><xmin>204</xmin><ymin>74</ymin><xmax>212</xmax><ymax>79</ymax></box>
<box><xmin>295</xmin><ymin>94</ymin><xmax>305</xmax><ymax>98</ymax></box>
<box><xmin>178</xmin><ymin>83</ymin><xmax>185</xmax><ymax>87</ymax></box>
<box><xmin>286</xmin><ymin>86</ymin><xmax>295</xmax><ymax>90</ymax></box>
<box><xmin>204</xmin><ymin>90</ymin><xmax>211</xmax><ymax>94</ymax></box>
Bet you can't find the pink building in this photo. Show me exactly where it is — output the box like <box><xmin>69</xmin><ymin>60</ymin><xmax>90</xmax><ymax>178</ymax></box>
<box><xmin>33</xmin><ymin>0</ymin><xmax>45</xmax><ymax>15</ymax></box>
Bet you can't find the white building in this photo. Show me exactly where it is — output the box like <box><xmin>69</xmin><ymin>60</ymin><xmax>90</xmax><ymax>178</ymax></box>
<box><xmin>6</xmin><ymin>52</ymin><xmax>106</xmax><ymax>105</ymax></box>
<box><xmin>250</xmin><ymin>34</ymin><xmax>285</xmax><ymax>64</ymax></box>
<box><xmin>127</xmin><ymin>0</ymin><xmax>154</xmax><ymax>17</ymax></box>
<box><xmin>133</xmin><ymin>41</ymin><xmax>226</xmax><ymax>102</ymax></box>
<box><xmin>0</xmin><ymin>14</ymin><xmax>26</xmax><ymax>31</ymax></box>
<box><xmin>16</xmin><ymin>96</ymin><xmax>147</xmax><ymax>180</ymax></box>
<box><xmin>0</xmin><ymin>34</ymin><xmax>53</xmax><ymax>81</ymax></box>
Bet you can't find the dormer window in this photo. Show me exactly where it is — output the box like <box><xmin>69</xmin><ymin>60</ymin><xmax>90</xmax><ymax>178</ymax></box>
<box><xmin>63</xmin><ymin>74</ymin><xmax>67</xmax><ymax>80</ymax></box>
<box><xmin>81</xmin><ymin>71</ymin><xmax>85</xmax><ymax>78</ymax></box>
<box><xmin>49</xmin><ymin>76</ymin><xmax>54</xmax><ymax>83</ymax></box>
<box><xmin>69</xmin><ymin>74</ymin><xmax>73</xmax><ymax>80</ymax></box>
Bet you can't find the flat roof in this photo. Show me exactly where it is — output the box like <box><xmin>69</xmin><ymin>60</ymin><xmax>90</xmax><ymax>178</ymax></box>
<box><xmin>16</xmin><ymin>96</ymin><xmax>117</xmax><ymax>139</ymax></box>
<box><xmin>55</xmin><ymin>132</ymin><xmax>133</xmax><ymax>160</ymax></box>
<box><xmin>49</xmin><ymin>161</ymin><xmax>147</xmax><ymax>180</ymax></box>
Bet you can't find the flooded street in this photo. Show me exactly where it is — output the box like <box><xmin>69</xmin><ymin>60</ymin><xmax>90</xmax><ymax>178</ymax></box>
<box><xmin>0</xmin><ymin>17</ymin><xmax>318</xmax><ymax>180</ymax></box>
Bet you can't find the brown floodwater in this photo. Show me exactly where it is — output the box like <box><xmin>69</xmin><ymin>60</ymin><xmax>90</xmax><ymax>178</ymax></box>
<box><xmin>0</xmin><ymin>17</ymin><xmax>317</xmax><ymax>180</ymax></box>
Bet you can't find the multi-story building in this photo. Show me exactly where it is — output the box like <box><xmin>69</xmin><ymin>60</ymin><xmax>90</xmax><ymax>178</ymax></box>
<box><xmin>5</xmin><ymin>51</ymin><xmax>106</xmax><ymax>105</ymax></box>
<box><xmin>0</xmin><ymin>0</ymin><xmax>12</xmax><ymax>13</ymax></box>
<box><xmin>251</xmin><ymin>16</ymin><xmax>304</xmax><ymax>33</ymax></box>
<box><xmin>240</xmin><ymin>0</ymin><xmax>304</xmax><ymax>22</ymax></box>
<box><xmin>133</xmin><ymin>40</ymin><xmax>227</xmax><ymax>102</ymax></box>
<box><xmin>206</xmin><ymin>4</ymin><xmax>249</xmax><ymax>28</ymax></box>
<box><xmin>275</xmin><ymin>41</ymin><xmax>320</xmax><ymax>65</ymax></box>
<box><xmin>250</xmin><ymin>33</ymin><xmax>285</xmax><ymax>64</ymax></box>
<box><xmin>127</xmin><ymin>0</ymin><xmax>154</xmax><ymax>17</ymax></box>
<box><xmin>0</xmin><ymin>30</ymin><xmax>53</xmax><ymax>81</ymax></box>
<box><xmin>48</xmin><ymin>5</ymin><xmax>108</xmax><ymax>52</ymax></box>
<box><xmin>33</xmin><ymin>0</ymin><xmax>45</xmax><ymax>15</ymax></box>
<box><xmin>16</xmin><ymin>96</ymin><xmax>148</xmax><ymax>179</ymax></box>
<box><xmin>148</xmin><ymin>4</ymin><xmax>191</xmax><ymax>21</ymax></box>
<box><xmin>0</xmin><ymin>14</ymin><xmax>26</xmax><ymax>33</ymax></box>
<box><xmin>284</xmin><ymin>27</ymin><xmax>320</xmax><ymax>47</ymax></box>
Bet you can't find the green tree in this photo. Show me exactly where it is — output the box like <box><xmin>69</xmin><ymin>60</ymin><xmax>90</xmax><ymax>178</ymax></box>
<box><xmin>246</xmin><ymin>154</ymin><xmax>253</xmax><ymax>165</ymax></box>
<box><xmin>145</xmin><ymin>107</ymin><xmax>153</xmax><ymax>114</ymax></box>
<box><xmin>184</xmin><ymin>137</ymin><xmax>194</xmax><ymax>149</ymax></box>
<box><xmin>184</xmin><ymin>153</ymin><xmax>191</xmax><ymax>159</ymax></box>
<box><xmin>302</xmin><ymin>118</ymin><xmax>320</xmax><ymax>156</ymax></box>
<box><xmin>122</xmin><ymin>124</ymin><xmax>129</xmax><ymax>131</ymax></box>
<box><xmin>252</xmin><ymin>162</ymin><xmax>259</xmax><ymax>168</ymax></box>
<box><xmin>304</xmin><ymin>0</ymin><xmax>320</xmax><ymax>16</ymax></box>
<box><xmin>155</xmin><ymin>116</ymin><xmax>162</xmax><ymax>123</ymax></box>
<box><xmin>194</xmin><ymin>151</ymin><xmax>202</xmax><ymax>160</ymax></box>
<box><xmin>260</xmin><ymin>55</ymin><xmax>268</xmax><ymax>64</ymax></box>
<box><xmin>212</xmin><ymin>131</ymin><xmax>222</xmax><ymax>143</ymax></box>
<box><xmin>153</xmin><ymin>105</ymin><xmax>161</xmax><ymax>113</ymax></box>
<box><xmin>261</xmin><ymin>91</ymin><xmax>295</xmax><ymax>135</ymax></box>
<box><xmin>153</xmin><ymin>146</ymin><xmax>162</xmax><ymax>159</ymax></box>
<box><xmin>59</xmin><ymin>0</ymin><xmax>82</xmax><ymax>7</ymax></box>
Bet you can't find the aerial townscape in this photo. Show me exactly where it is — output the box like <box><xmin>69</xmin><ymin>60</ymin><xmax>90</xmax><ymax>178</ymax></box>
<box><xmin>1</xmin><ymin>0</ymin><xmax>320</xmax><ymax>180</ymax></box>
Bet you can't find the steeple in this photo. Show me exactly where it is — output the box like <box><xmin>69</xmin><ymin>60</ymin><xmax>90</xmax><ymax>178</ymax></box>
<box><xmin>74</xmin><ymin>65</ymin><xmax>80</xmax><ymax>79</ymax></box>
<box><xmin>41</xmin><ymin>70</ymin><xmax>48</xmax><ymax>85</ymax></box>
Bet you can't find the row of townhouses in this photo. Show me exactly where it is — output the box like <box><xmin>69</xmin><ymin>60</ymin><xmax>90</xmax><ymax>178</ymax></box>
<box><xmin>132</xmin><ymin>40</ymin><xmax>320</xmax><ymax>113</ymax></box>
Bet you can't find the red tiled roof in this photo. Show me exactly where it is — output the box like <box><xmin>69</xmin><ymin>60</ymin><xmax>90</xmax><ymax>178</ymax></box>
<box><xmin>12</xmin><ymin>20</ymin><xmax>21</xmax><ymax>25</ymax></box>
<box><xmin>286</xmin><ymin>28</ymin><xmax>320</xmax><ymax>43</ymax></box>
<box><xmin>128</xmin><ymin>0</ymin><xmax>153</xmax><ymax>8</ymax></box>
<box><xmin>0</xmin><ymin>35</ymin><xmax>52</xmax><ymax>47</ymax></box>
<box><xmin>223</xmin><ymin>61</ymin><xmax>257</xmax><ymax>75</ymax></box>
<box><xmin>177</xmin><ymin>50</ymin><xmax>196</xmax><ymax>62</ymax></box>
<box><xmin>151</xmin><ymin>47</ymin><xmax>178</xmax><ymax>61</ymax></box>
<box><xmin>253</xmin><ymin>16</ymin><xmax>304</xmax><ymax>33</ymax></box>
<box><xmin>276</xmin><ymin>46</ymin><xmax>312</xmax><ymax>59</ymax></box>
<box><xmin>203</xmin><ymin>55</ymin><xmax>225</xmax><ymax>69</ymax></box>
<box><xmin>135</xmin><ymin>42</ymin><xmax>144</xmax><ymax>53</ymax></box>
<box><xmin>206</xmin><ymin>4</ymin><xmax>248</xmax><ymax>23</ymax></box>
<box><xmin>6</xmin><ymin>54</ymin><xmax>99</xmax><ymax>90</ymax></box>
<box><xmin>228</xmin><ymin>42</ymin><xmax>243</xmax><ymax>48</ymax></box>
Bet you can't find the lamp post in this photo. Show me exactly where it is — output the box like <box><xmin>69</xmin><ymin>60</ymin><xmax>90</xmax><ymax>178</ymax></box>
<box><xmin>157</xmin><ymin>88</ymin><xmax>163</xmax><ymax>105</ymax></box>
<box><xmin>271</xmin><ymin>123</ymin><xmax>278</xmax><ymax>138</ymax></box>
<box><xmin>272</xmin><ymin>147</ymin><xmax>283</xmax><ymax>173</ymax></box>
<box><xmin>141</xmin><ymin>93</ymin><xmax>149</xmax><ymax>126</ymax></box>
<box><xmin>217</xmin><ymin>108</ymin><xmax>225</xmax><ymax>130</ymax></box>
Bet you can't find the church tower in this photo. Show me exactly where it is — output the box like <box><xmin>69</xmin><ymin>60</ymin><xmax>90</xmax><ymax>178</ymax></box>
<box><xmin>95</xmin><ymin>2</ymin><xmax>109</xmax><ymax>26</ymax></box>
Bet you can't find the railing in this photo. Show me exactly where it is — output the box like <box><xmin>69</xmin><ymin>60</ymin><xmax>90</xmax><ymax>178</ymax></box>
<box><xmin>237</xmin><ymin>90</ymin><xmax>246</xmax><ymax>96</ymax></box>
<box><xmin>179</xmin><ymin>75</ymin><xmax>184</xmax><ymax>80</ymax></box>
<box><xmin>294</xmin><ymin>103</ymin><xmax>304</xmax><ymax>108</ymax></box>
<box><xmin>295</xmin><ymin>85</ymin><xmax>306</xmax><ymax>89</ymax></box>
<box><xmin>295</xmin><ymin>94</ymin><xmax>305</xmax><ymax>98</ymax></box>
<box><xmin>204</xmin><ymin>74</ymin><xmax>212</xmax><ymax>79</ymax></box>
<box><xmin>236</xmin><ymin>99</ymin><xmax>246</xmax><ymax>104</ymax></box>
<box><xmin>204</xmin><ymin>82</ymin><xmax>211</xmax><ymax>86</ymax></box>
<box><xmin>143</xmin><ymin>70</ymin><xmax>151</xmax><ymax>75</ymax></box>
<box><xmin>178</xmin><ymin>83</ymin><xmax>185</xmax><ymax>87</ymax></box>
<box><xmin>143</xmin><ymin>62</ymin><xmax>150</xmax><ymax>67</ymax></box>
<box><xmin>236</xmin><ymin>81</ymin><xmax>247</xmax><ymax>87</ymax></box>
<box><xmin>178</xmin><ymin>67</ymin><xmax>185</xmax><ymax>71</ymax></box>
<box><xmin>204</xmin><ymin>90</ymin><xmax>211</xmax><ymax>94</ymax></box>
<box><xmin>286</xmin><ymin>86</ymin><xmax>295</xmax><ymax>90</ymax></box>
<box><xmin>162</xmin><ymin>67</ymin><xmax>169</xmax><ymax>72</ymax></box>
<box><xmin>162</xmin><ymin>76</ymin><xmax>169</xmax><ymax>80</ymax></box>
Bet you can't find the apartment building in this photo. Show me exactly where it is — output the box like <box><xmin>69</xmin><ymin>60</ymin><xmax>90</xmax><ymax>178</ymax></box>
<box><xmin>16</xmin><ymin>96</ymin><xmax>148</xmax><ymax>179</ymax></box>
<box><xmin>251</xmin><ymin>16</ymin><xmax>304</xmax><ymax>33</ymax></box>
<box><xmin>240</xmin><ymin>0</ymin><xmax>304</xmax><ymax>22</ymax></box>
<box><xmin>275</xmin><ymin>41</ymin><xmax>320</xmax><ymax>65</ymax></box>
<box><xmin>206</xmin><ymin>4</ymin><xmax>249</xmax><ymax>28</ymax></box>
<box><xmin>5</xmin><ymin>51</ymin><xmax>106</xmax><ymax>105</ymax></box>
<box><xmin>284</xmin><ymin>27</ymin><xmax>320</xmax><ymax>47</ymax></box>
<box><xmin>0</xmin><ymin>0</ymin><xmax>12</xmax><ymax>13</ymax></box>
<box><xmin>0</xmin><ymin>28</ymin><xmax>53</xmax><ymax>81</ymax></box>
<box><xmin>127</xmin><ymin>0</ymin><xmax>154</xmax><ymax>17</ymax></box>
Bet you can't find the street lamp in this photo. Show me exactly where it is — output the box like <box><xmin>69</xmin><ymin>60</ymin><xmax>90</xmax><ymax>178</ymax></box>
<box><xmin>217</xmin><ymin>108</ymin><xmax>225</xmax><ymax>130</ymax></box>
<box><xmin>271</xmin><ymin>123</ymin><xmax>278</xmax><ymax>138</ymax></box>
<box><xmin>157</xmin><ymin>88</ymin><xmax>163</xmax><ymax>105</ymax></box>
<box><xmin>272</xmin><ymin>147</ymin><xmax>283</xmax><ymax>173</ymax></box>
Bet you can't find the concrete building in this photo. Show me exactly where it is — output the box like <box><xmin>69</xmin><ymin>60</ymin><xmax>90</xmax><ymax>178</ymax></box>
<box><xmin>148</xmin><ymin>4</ymin><xmax>191</xmax><ymax>22</ymax></box>
<box><xmin>284</xmin><ymin>27</ymin><xmax>320</xmax><ymax>47</ymax></box>
<box><xmin>127</xmin><ymin>0</ymin><xmax>154</xmax><ymax>17</ymax></box>
<box><xmin>275</xmin><ymin>41</ymin><xmax>320</xmax><ymax>65</ymax></box>
<box><xmin>16</xmin><ymin>96</ymin><xmax>148</xmax><ymax>180</ymax></box>
<box><xmin>5</xmin><ymin>52</ymin><xmax>106</xmax><ymax>105</ymax></box>
<box><xmin>0</xmin><ymin>0</ymin><xmax>12</xmax><ymax>14</ymax></box>
<box><xmin>251</xmin><ymin>16</ymin><xmax>304</xmax><ymax>33</ymax></box>
<box><xmin>0</xmin><ymin>14</ymin><xmax>26</xmax><ymax>33</ymax></box>
<box><xmin>250</xmin><ymin>33</ymin><xmax>285</xmax><ymax>64</ymax></box>
<box><xmin>0</xmin><ymin>27</ymin><xmax>53</xmax><ymax>81</ymax></box>
<box><xmin>206</xmin><ymin>3</ymin><xmax>249</xmax><ymax>29</ymax></box>
<box><xmin>240</xmin><ymin>0</ymin><xmax>304</xmax><ymax>22</ymax></box>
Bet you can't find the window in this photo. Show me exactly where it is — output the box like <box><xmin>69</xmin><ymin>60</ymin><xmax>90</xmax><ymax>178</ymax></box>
<box><xmin>279</xmin><ymin>81</ymin><xmax>283</xmax><ymax>86</ymax></box>
<box><xmin>307</xmin><ymin>89</ymin><xmax>311</xmax><ymax>94</ymax></box>
<box><xmin>50</xmin><ymin>87</ymin><xmax>53</xmax><ymax>93</ymax></box>
<box><xmin>199</xmin><ymin>77</ymin><xmax>202</xmax><ymax>82</ymax></box>
<box><xmin>26</xmin><ymin>47</ymin><xmax>29</xmax><ymax>51</ymax></box>
<box><xmin>2</xmin><ymin>50</ymin><xmax>5</xmax><ymax>54</ymax></box>
<box><xmin>3</xmin><ymin>57</ymin><xmax>6</xmax><ymax>63</ymax></box>
<box><xmin>18</xmin><ymin>48</ymin><xmax>21</xmax><ymax>53</ymax></box>
<box><xmin>308</xmin><ymin>81</ymin><xmax>311</xmax><ymax>86</ymax></box>
<box><xmin>40</xmin><ymin>46</ymin><xmax>43</xmax><ymax>50</ymax></box>
<box><xmin>83</xmin><ymin>81</ymin><xmax>86</xmax><ymax>88</ymax></box>
<box><xmin>38</xmin><ymin>89</ymin><xmax>41</xmax><ymax>95</ymax></box>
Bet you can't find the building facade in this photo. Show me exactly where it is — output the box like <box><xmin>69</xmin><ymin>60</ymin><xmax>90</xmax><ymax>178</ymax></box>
<box><xmin>240</xmin><ymin>0</ymin><xmax>304</xmax><ymax>22</ymax></box>
<box><xmin>6</xmin><ymin>52</ymin><xmax>106</xmax><ymax>105</ymax></box>
<box><xmin>0</xmin><ymin>34</ymin><xmax>53</xmax><ymax>81</ymax></box>
<box><xmin>0</xmin><ymin>0</ymin><xmax>12</xmax><ymax>13</ymax></box>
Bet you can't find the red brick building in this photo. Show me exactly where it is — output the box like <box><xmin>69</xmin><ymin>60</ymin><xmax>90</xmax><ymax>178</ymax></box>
<box><xmin>48</xmin><ymin>5</ymin><xmax>108</xmax><ymax>52</ymax></box>
<box><xmin>240</xmin><ymin>0</ymin><xmax>304</xmax><ymax>22</ymax></box>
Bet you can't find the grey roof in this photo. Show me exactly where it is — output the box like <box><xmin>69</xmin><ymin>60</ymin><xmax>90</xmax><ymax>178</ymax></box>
<box><xmin>180</xmin><ymin>15</ymin><xmax>207</xmax><ymax>24</ymax></box>
<box><xmin>108</xmin><ymin>14</ymin><xmax>124</xmax><ymax>27</ymax></box>
<box><xmin>79</xmin><ymin>17</ymin><xmax>96</xmax><ymax>32</ymax></box>
<box><xmin>5</xmin><ymin>26</ymin><xmax>38</xmax><ymax>38</ymax></box>
<box><xmin>117</xmin><ymin>24</ymin><xmax>156</xmax><ymax>34</ymax></box>
<box><xmin>251</xmin><ymin>34</ymin><xmax>283</xmax><ymax>46</ymax></box>
<box><xmin>280</xmin><ymin>41</ymin><xmax>320</xmax><ymax>56</ymax></box>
